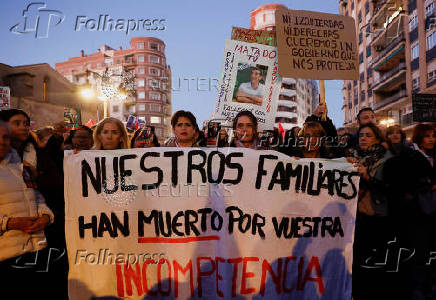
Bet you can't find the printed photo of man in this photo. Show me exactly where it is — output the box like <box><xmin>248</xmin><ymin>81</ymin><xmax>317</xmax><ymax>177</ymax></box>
<box><xmin>235</xmin><ymin>67</ymin><xmax>265</xmax><ymax>106</ymax></box>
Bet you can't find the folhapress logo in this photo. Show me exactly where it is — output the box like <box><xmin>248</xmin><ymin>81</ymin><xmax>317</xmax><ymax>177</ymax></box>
<box><xmin>10</xmin><ymin>2</ymin><xmax>65</xmax><ymax>39</ymax></box>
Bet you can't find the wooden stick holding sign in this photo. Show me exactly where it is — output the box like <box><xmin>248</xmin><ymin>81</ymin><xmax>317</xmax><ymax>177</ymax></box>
<box><xmin>319</xmin><ymin>80</ymin><xmax>327</xmax><ymax>121</ymax></box>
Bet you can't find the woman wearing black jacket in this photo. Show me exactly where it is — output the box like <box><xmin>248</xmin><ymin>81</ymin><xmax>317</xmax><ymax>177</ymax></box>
<box><xmin>384</xmin><ymin>123</ymin><xmax>435</xmax><ymax>299</ymax></box>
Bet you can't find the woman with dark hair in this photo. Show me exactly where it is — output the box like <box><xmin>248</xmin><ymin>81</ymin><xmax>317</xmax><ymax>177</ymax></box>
<box><xmin>294</xmin><ymin>121</ymin><xmax>328</xmax><ymax>158</ymax></box>
<box><xmin>230</xmin><ymin>110</ymin><xmax>259</xmax><ymax>149</ymax></box>
<box><xmin>93</xmin><ymin>117</ymin><xmax>129</xmax><ymax>150</ymax></box>
<box><xmin>165</xmin><ymin>110</ymin><xmax>199</xmax><ymax>147</ymax></box>
<box><xmin>70</xmin><ymin>125</ymin><xmax>94</xmax><ymax>151</ymax></box>
<box><xmin>385</xmin><ymin>124</ymin><xmax>410</xmax><ymax>154</ymax></box>
<box><xmin>130</xmin><ymin>125</ymin><xmax>160</xmax><ymax>148</ymax></box>
<box><xmin>347</xmin><ymin>123</ymin><xmax>395</xmax><ymax>300</ymax></box>
<box><xmin>0</xmin><ymin>121</ymin><xmax>54</xmax><ymax>299</ymax></box>
<box><xmin>383</xmin><ymin>123</ymin><xmax>435</xmax><ymax>299</ymax></box>
<box><xmin>0</xmin><ymin>109</ymin><xmax>38</xmax><ymax>173</ymax></box>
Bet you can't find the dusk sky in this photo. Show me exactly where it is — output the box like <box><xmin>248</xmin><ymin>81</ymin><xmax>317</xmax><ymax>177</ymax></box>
<box><xmin>1</xmin><ymin>0</ymin><xmax>345</xmax><ymax>127</ymax></box>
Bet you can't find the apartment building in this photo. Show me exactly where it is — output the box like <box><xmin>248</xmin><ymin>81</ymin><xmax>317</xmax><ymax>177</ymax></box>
<box><xmin>340</xmin><ymin>0</ymin><xmax>436</xmax><ymax>133</ymax></box>
<box><xmin>55</xmin><ymin>37</ymin><xmax>172</xmax><ymax>140</ymax></box>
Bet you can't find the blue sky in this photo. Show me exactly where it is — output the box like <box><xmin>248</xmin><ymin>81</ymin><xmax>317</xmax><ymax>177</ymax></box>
<box><xmin>0</xmin><ymin>0</ymin><xmax>345</xmax><ymax>128</ymax></box>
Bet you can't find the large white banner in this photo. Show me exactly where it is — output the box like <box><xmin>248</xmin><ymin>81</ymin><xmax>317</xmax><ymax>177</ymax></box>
<box><xmin>213</xmin><ymin>40</ymin><xmax>282</xmax><ymax>131</ymax></box>
<box><xmin>65</xmin><ymin>148</ymin><xmax>358</xmax><ymax>300</ymax></box>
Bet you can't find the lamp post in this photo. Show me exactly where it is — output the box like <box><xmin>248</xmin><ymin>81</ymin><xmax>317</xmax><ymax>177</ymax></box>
<box><xmin>84</xmin><ymin>67</ymin><xmax>135</xmax><ymax>121</ymax></box>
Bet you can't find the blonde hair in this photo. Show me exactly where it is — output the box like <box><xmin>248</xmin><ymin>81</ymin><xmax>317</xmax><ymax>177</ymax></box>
<box><xmin>93</xmin><ymin>117</ymin><xmax>129</xmax><ymax>150</ymax></box>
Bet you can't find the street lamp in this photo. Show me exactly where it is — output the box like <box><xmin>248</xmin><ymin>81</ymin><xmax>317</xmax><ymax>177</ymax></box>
<box><xmin>85</xmin><ymin>67</ymin><xmax>136</xmax><ymax>120</ymax></box>
<box><xmin>380</xmin><ymin>117</ymin><xmax>395</xmax><ymax>127</ymax></box>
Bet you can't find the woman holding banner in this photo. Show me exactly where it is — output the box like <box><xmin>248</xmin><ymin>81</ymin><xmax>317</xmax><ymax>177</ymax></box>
<box><xmin>93</xmin><ymin>117</ymin><xmax>129</xmax><ymax>150</ymax></box>
<box><xmin>347</xmin><ymin>123</ymin><xmax>395</xmax><ymax>300</ymax></box>
<box><xmin>165</xmin><ymin>110</ymin><xmax>199</xmax><ymax>147</ymax></box>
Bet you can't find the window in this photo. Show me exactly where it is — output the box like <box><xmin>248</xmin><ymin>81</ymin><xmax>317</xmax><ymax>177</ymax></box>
<box><xmin>359</xmin><ymin>52</ymin><xmax>364</xmax><ymax>64</ymax></box>
<box><xmin>411</xmin><ymin>43</ymin><xmax>419</xmax><ymax>59</ymax></box>
<box><xmin>138</xmin><ymin>104</ymin><xmax>146</xmax><ymax>111</ymax></box>
<box><xmin>149</xmin><ymin>68</ymin><xmax>159</xmax><ymax>76</ymax></box>
<box><xmin>358</xmin><ymin>11</ymin><xmax>362</xmax><ymax>23</ymax></box>
<box><xmin>162</xmin><ymin>94</ymin><xmax>167</xmax><ymax>102</ymax></box>
<box><xmin>366</xmin><ymin>45</ymin><xmax>371</xmax><ymax>57</ymax></box>
<box><xmin>409</xmin><ymin>14</ymin><xmax>418</xmax><ymax>31</ymax></box>
<box><xmin>426</xmin><ymin>2</ymin><xmax>434</xmax><ymax>17</ymax></box>
<box><xmin>150</xmin><ymin>92</ymin><xmax>160</xmax><ymax>100</ymax></box>
<box><xmin>426</xmin><ymin>31</ymin><xmax>436</xmax><ymax>50</ymax></box>
<box><xmin>137</xmin><ymin>55</ymin><xmax>144</xmax><ymax>63</ymax></box>
<box><xmin>138</xmin><ymin>92</ymin><xmax>145</xmax><ymax>99</ymax></box>
<box><xmin>150</xmin><ymin>116</ymin><xmax>161</xmax><ymax>124</ymax></box>
<box><xmin>137</xmin><ymin>42</ymin><xmax>144</xmax><ymax>49</ymax></box>
<box><xmin>149</xmin><ymin>43</ymin><xmax>159</xmax><ymax>51</ymax></box>
<box><xmin>359</xmin><ymin>32</ymin><xmax>363</xmax><ymax>44</ymax></box>
<box><xmin>137</xmin><ymin>67</ymin><xmax>144</xmax><ymax>74</ymax></box>
<box><xmin>412</xmin><ymin>77</ymin><xmax>420</xmax><ymax>89</ymax></box>
<box><xmin>137</xmin><ymin>79</ymin><xmax>145</xmax><ymax>87</ymax></box>
<box><xmin>428</xmin><ymin>70</ymin><xmax>436</xmax><ymax>80</ymax></box>
<box><xmin>365</xmin><ymin>1</ymin><xmax>369</xmax><ymax>14</ymax></box>
<box><xmin>150</xmin><ymin>56</ymin><xmax>159</xmax><ymax>64</ymax></box>
<box><xmin>155</xmin><ymin>128</ymin><xmax>163</xmax><ymax>137</ymax></box>
<box><xmin>112</xmin><ymin>105</ymin><xmax>119</xmax><ymax>113</ymax></box>
<box><xmin>104</xmin><ymin>58</ymin><xmax>113</xmax><ymax>65</ymax></box>
<box><xmin>149</xmin><ymin>79</ymin><xmax>160</xmax><ymax>89</ymax></box>
<box><xmin>150</xmin><ymin>104</ymin><xmax>161</xmax><ymax>112</ymax></box>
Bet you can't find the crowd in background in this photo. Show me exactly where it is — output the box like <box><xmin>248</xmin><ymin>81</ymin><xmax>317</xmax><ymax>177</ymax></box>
<box><xmin>0</xmin><ymin>106</ymin><xmax>434</xmax><ymax>299</ymax></box>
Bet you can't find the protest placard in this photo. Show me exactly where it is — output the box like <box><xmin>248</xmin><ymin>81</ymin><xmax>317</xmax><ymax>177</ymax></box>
<box><xmin>0</xmin><ymin>87</ymin><xmax>10</xmax><ymax>110</ymax></box>
<box><xmin>65</xmin><ymin>148</ymin><xmax>359</xmax><ymax>300</ymax></box>
<box><xmin>231</xmin><ymin>26</ymin><xmax>277</xmax><ymax>46</ymax></box>
<box><xmin>412</xmin><ymin>93</ymin><xmax>436</xmax><ymax>122</ymax></box>
<box><xmin>213</xmin><ymin>40</ymin><xmax>282</xmax><ymax>131</ymax></box>
<box><xmin>275</xmin><ymin>9</ymin><xmax>358</xmax><ymax>80</ymax></box>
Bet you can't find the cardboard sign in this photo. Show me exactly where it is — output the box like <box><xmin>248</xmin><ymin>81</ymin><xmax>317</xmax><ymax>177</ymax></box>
<box><xmin>231</xmin><ymin>26</ymin><xmax>277</xmax><ymax>46</ymax></box>
<box><xmin>275</xmin><ymin>9</ymin><xmax>358</xmax><ymax>80</ymax></box>
<box><xmin>65</xmin><ymin>148</ymin><xmax>359</xmax><ymax>300</ymax></box>
<box><xmin>0</xmin><ymin>87</ymin><xmax>10</xmax><ymax>110</ymax></box>
<box><xmin>213</xmin><ymin>40</ymin><xmax>282</xmax><ymax>131</ymax></box>
<box><xmin>412</xmin><ymin>93</ymin><xmax>436</xmax><ymax>122</ymax></box>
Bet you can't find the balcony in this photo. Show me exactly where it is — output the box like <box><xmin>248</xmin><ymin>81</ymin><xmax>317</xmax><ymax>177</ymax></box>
<box><xmin>374</xmin><ymin>89</ymin><xmax>407</xmax><ymax>110</ymax></box>
<box><xmin>371</xmin><ymin>33</ymin><xmax>405</xmax><ymax>71</ymax></box>
<box><xmin>123</xmin><ymin>58</ymin><xmax>136</xmax><ymax>68</ymax></box>
<box><xmin>371</xmin><ymin>0</ymin><xmax>388</xmax><ymax>24</ymax></box>
<box><xmin>372</xmin><ymin>62</ymin><xmax>406</xmax><ymax>92</ymax></box>
<box><xmin>279</xmin><ymin>94</ymin><xmax>297</xmax><ymax>102</ymax></box>
<box><xmin>371</xmin><ymin>5</ymin><xmax>405</xmax><ymax>47</ymax></box>
<box><xmin>400</xmin><ymin>112</ymin><xmax>414</xmax><ymax>128</ymax></box>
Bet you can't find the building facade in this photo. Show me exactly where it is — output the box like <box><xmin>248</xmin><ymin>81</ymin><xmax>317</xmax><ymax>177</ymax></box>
<box><xmin>340</xmin><ymin>0</ymin><xmax>436</xmax><ymax>133</ymax></box>
<box><xmin>0</xmin><ymin>63</ymin><xmax>102</xmax><ymax>129</ymax></box>
<box><xmin>55</xmin><ymin>37</ymin><xmax>172</xmax><ymax>140</ymax></box>
<box><xmin>250</xmin><ymin>4</ymin><xmax>318</xmax><ymax>130</ymax></box>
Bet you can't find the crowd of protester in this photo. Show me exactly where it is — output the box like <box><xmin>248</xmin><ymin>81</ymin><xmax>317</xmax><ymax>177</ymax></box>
<box><xmin>0</xmin><ymin>106</ymin><xmax>434</xmax><ymax>299</ymax></box>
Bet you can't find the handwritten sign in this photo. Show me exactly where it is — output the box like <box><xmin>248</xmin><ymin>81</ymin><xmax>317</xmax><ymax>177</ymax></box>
<box><xmin>213</xmin><ymin>40</ymin><xmax>282</xmax><ymax>131</ymax></box>
<box><xmin>275</xmin><ymin>9</ymin><xmax>358</xmax><ymax>80</ymax></box>
<box><xmin>65</xmin><ymin>148</ymin><xmax>359</xmax><ymax>300</ymax></box>
<box><xmin>0</xmin><ymin>87</ymin><xmax>10</xmax><ymax>110</ymax></box>
<box><xmin>231</xmin><ymin>26</ymin><xmax>277</xmax><ymax>46</ymax></box>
